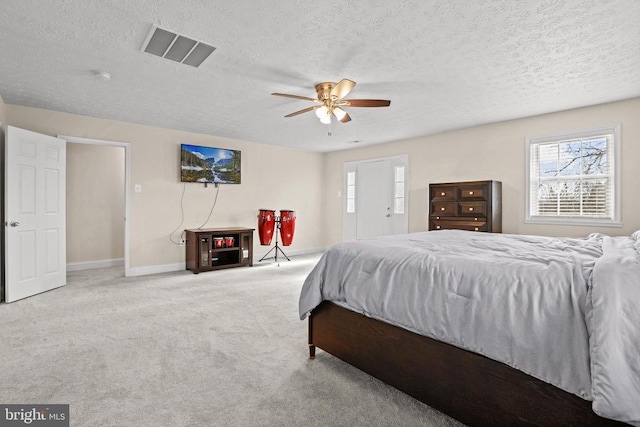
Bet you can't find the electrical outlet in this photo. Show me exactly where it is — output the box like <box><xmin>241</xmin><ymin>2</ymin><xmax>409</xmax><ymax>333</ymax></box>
<box><xmin>179</xmin><ymin>239</ymin><xmax>185</xmax><ymax>246</ymax></box>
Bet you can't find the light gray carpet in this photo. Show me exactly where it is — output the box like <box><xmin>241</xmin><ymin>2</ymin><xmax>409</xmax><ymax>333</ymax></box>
<box><xmin>0</xmin><ymin>254</ymin><xmax>462</xmax><ymax>427</ymax></box>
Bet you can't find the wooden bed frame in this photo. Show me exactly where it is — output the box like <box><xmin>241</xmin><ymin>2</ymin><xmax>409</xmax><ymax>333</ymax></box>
<box><xmin>308</xmin><ymin>301</ymin><xmax>625</xmax><ymax>426</ymax></box>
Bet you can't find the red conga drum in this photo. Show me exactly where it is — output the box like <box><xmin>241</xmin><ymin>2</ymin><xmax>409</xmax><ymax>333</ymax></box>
<box><xmin>257</xmin><ymin>209</ymin><xmax>276</xmax><ymax>245</ymax></box>
<box><xmin>279</xmin><ymin>210</ymin><xmax>296</xmax><ymax>246</ymax></box>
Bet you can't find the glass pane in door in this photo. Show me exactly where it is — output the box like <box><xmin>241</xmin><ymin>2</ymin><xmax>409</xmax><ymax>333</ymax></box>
<box><xmin>200</xmin><ymin>237</ymin><xmax>209</xmax><ymax>268</ymax></box>
<box><xmin>241</xmin><ymin>233</ymin><xmax>250</xmax><ymax>262</ymax></box>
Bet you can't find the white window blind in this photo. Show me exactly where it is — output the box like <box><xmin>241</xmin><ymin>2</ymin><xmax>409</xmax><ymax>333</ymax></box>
<box><xmin>526</xmin><ymin>125</ymin><xmax>620</xmax><ymax>226</ymax></box>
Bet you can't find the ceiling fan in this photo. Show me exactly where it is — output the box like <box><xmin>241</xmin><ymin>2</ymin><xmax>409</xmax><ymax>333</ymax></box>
<box><xmin>272</xmin><ymin>79</ymin><xmax>391</xmax><ymax>124</ymax></box>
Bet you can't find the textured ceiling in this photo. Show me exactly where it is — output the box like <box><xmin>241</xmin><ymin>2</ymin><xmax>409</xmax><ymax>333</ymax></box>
<box><xmin>1</xmin><ymin>0</ymin><xmax>639</xmax><ymax>152</ymax></box>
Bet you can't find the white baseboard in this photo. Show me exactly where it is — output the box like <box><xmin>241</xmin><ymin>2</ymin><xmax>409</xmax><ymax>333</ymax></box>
<box><xmin>127</xmin><ymin>262</ymin><xmax>186</xmax><ymax>277</ymax></box>
<box><xmin>67</xmin><ymin>258</ymin><xmax>124</xmax><ymax>272</ymax></box>
<box><xmin>125</xmin><ymin>247</ymin><xmax>327</xmax><ymax>277</ymax></box>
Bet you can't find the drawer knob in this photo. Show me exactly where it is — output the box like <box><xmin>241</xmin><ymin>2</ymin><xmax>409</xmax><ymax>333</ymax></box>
<box><xmin>469</xmin><ymin>207</ymin><xmax>474</xmax><ymax>211</ymax></box>
<box><xmin>474</xmin><ymin>217</ymin><xmax>478</xmax><ymax>221</ymax></box>
<box><xmin>441</xmin><ymin>192</ymin><xmax>446</xmax><ymax>196</ymax></box>
<box><xmin>436</xmin><ymin>225</ymin><xmax>441</xmax><ymax>229</ymax></box>
<box><xmin>436</xmin><ymin>216</ymin><xmax>440</xmax><ymax>219</ymax></box>
<box><xmin>440</xmin><ymin>207</ymin><xmax>446</xmax><ymax>211</ymax></box>
<box><xmin>474</xmin><ymin>227</ymin><xmax>479</xmax><ymax>231</ymax></box>
<box><xmin>469</xmin><ymin>191</ymin><xmax>474</xmax><ymax>195</ymax></box>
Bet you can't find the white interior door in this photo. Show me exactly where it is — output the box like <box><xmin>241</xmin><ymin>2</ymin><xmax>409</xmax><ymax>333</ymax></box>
<box><xmin>356</xmin><ymin>159</ymin><xmax>394</xmax><ymax>239</ymax></box>
<box><xmin>5</xmin><ymin>126</ymin><xmax>66</xmax><ymax>302</ymax></box>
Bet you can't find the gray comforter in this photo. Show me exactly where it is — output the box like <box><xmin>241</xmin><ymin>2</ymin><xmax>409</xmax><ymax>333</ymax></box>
<box><xmin>299</xmin><ymin>230</ymin><xmax>640</xmax><ymax>425</ymax></box>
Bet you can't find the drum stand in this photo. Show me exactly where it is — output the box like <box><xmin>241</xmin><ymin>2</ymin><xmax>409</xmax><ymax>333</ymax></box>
<box><xmin>258</xmin><ymin>216</ymin><xmax>290</xmax><ymax>266</ymax></box>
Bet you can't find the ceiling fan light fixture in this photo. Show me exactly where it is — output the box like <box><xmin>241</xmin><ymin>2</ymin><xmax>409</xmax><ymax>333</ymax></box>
<box><xmin>315</xmin><ymin>105</ymin><xmax>332</xmax><ymax>123</ymax></box>
<box><xmin>315</xmin><ymin>105</ymin><xmax>329</xmax><ymax>119</ymax></box>
<box><xmin>272</xmin><ymin>78</ymin><xmax>390</xmax><ymax>125</ymax></box>
<box><xmin>319</xmin><ymin>113</ymin><xmax>331</xmax><ymax>124</ymax></box>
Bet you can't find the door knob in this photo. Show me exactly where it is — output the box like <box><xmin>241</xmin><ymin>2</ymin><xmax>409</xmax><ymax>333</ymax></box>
<box><xmin>386</xmin><ymin>214</ymin><xmax>391</xmax><ymax>217</ymax></box>
<box><xmin>9</xmin><ymin>221</ymin><xmax>20</xmax><ymax>227</ymax></box>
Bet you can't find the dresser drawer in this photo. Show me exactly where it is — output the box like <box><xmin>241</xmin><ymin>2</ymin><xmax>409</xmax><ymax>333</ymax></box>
<box><xmin>458</xmin><ymin>201</ymin><xmax>486</xmax><ymax>216</ymax></box>
<box><xmin>458</xmin><ymin>186</ymin><xmax>487</xmax><ymax>200</ymax></box>
<box><xmin>431</xmin><ymin>186</ymin><xmax>456</xmax><ymax>201</ymax></box>
<box><xmin>431</xmin><ymin>220</ymin><xmax>487</xmax><ymax>232</ymax></box>
<box><xmin>431</xmin><ymin>201</ymin><xmax>457</xmax><ymax>215</ymax></box>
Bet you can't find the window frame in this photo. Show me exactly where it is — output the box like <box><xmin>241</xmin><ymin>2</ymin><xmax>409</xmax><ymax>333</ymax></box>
<box><xmin>525</xmin><ymin>124</ymin><xmax>621</xmax><ymax>227</ymax></box>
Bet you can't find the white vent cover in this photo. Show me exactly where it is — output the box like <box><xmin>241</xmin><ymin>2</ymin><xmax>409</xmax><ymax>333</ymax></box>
<box><xmin>141</xmin><ymin>25</ymin><xmax>216</xmax><ymax>67</ymax></box>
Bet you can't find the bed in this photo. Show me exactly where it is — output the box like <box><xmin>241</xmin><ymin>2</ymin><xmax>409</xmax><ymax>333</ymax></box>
<box><xmin>299</xmin><ymin>230</ymin><xmax>640</xmax><ymax>426</ymax></box>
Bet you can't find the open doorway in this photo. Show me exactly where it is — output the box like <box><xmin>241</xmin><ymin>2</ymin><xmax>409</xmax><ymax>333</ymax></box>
<box><xmin>61</xmin><ymin>136</ymin><xmax>131</xmax><ymax>276</ymax></box>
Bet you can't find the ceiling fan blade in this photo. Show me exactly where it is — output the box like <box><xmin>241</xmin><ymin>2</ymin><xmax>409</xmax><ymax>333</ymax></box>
<box><xmin>284</xmin><ymin>105</ymin><xmax>320</xmax><ymax>117</ymax></box>
<box><xmin>342</xmin><ymin>99</ymin><xmax>391</xmax><ymax>107</ymax></box>
<box><xmin>330</xmin><ymin>79</ymin><xmax>356</xmax><ymax>100</ymax></box>
<box><xmin>272</xmin><ymin>93</ymin><xmax>318</xmax><ymax>102</ymax></box>
<box><xmin>339</xmin><ymin>112</ymin><xmax>351</xmax><ymax>123</ymax></box>
<box><xmin>332</xmin><ymin>107</ymin><xmax>351</xmax><ymax>123</ymax></box>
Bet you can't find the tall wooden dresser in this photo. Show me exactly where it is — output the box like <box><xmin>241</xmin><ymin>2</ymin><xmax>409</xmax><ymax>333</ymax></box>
<box><xmin>428</xmin><ymin>180</ymin><xmax>502</xmax><ymax>232</ymax></box>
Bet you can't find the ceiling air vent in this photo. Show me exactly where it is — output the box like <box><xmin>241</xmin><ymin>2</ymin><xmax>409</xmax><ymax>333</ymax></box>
<box><xmin>141</xmin><ymin>25</ymin><xmax>216</xmax><ymax>68</ymax></box>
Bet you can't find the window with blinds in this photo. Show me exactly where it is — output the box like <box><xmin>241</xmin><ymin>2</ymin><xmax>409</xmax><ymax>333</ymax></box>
<box><xmin>525</xmin><ymin>125</ymin><xmax>621</xmax><ymax>226</ymax></box>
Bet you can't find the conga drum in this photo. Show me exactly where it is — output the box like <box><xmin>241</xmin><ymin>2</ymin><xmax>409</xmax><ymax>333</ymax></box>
<box><xmin>279</xmin><ymin>210</ymin><xmax>296</xmax><ymax>246</ymax></box>
<box><xmin>257</xmin><ymin>209</ymin><xmax>276</xmax><ymax>245</ymax></box>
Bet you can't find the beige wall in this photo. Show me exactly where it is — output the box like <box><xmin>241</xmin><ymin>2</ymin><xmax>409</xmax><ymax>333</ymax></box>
<box><xmin>323</xmin><ymin>97</ymin><xmax>640</xmax><ymax>245</ymax></box>
<box><xmin>6</xmin><ymin>105</ymin><xmax>325</xmax><ymax>272</ymax></box>
<box><xmin>67</xmin><ymin>143</ymin><xmax>125</xmax><ymax>264</ymax></box>
<box><xmin>5</xmin><ymin>97</ymin><xmax>639</xmax><ymax>273</ymax></box>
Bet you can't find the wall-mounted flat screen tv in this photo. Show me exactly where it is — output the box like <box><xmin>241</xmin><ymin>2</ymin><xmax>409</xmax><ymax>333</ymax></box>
<box><xmin>180</xmin><ymin>144</ymin><xmax>241</xmax><ymax>184</ymax></box>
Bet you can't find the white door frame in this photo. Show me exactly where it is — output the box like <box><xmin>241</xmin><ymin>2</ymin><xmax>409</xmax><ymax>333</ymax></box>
<box><xmin>59</xmin><ymin>135</ymin><xmax>131</xmax><ymax>277</ymax></box>
<box><xmin>343</xmin><ymin>154</ymin><xmax>409</xmax><ymax>240</ymax></box>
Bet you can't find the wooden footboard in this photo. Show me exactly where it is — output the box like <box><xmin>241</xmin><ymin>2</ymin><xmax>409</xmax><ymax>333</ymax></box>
<box><xmin>308</xmin><ymin>301</ymin><xmax>624</xmax><ymax>426</ymax></box>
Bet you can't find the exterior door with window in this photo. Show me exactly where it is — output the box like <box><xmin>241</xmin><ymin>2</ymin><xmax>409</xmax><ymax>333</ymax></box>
<box><xmin>343</xmin><ymin>155</ymin><xmax>408</xmax><ymax>240</ymax></box>
<box><xmin>5</xmin><ymin>126</ymin><xmax>67</xmax><ymax>302</ymax></box>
